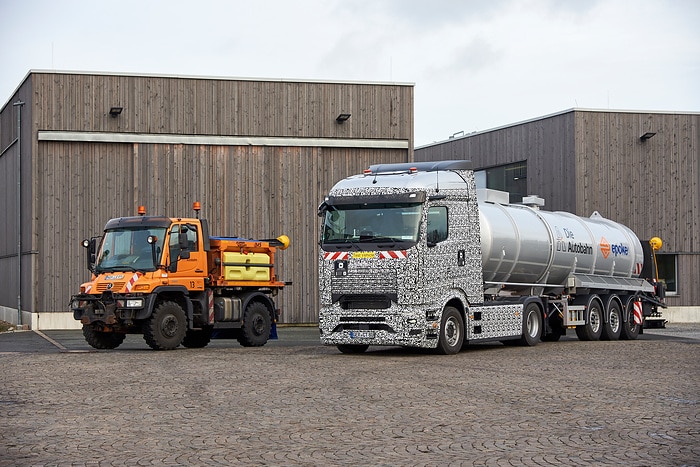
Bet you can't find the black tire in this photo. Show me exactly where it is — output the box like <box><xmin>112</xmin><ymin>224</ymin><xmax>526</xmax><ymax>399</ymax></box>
<box><xmin>601</xmin><ymin>299</ymin><xmax>622</xmax><ymax>340</ymax></box>
<box><xmin>82</xmin><ymin>325</ymin><xmax>126</xmax><ymax>349</ymax></box>
<box><xmin>519</xmin><ymin>302</ymin><xmax>542</xmax><ymax>346</ymax></box>
<box><xmin>436</xmin><ymin>306</ymin><xmax>464</xmax><ymax>355</ymax></box>
<box><xmin>337</xmin><ymin>344</ymin><xmax>369</xmax><ymax>354</ymax></box>
<box><xmin>620</xmin><ymin>297</ymin><xmax>641</xmax><ymax>340</ymax></box>
<box><xmin>575</xmin><ymin>298</ymin><xmax>603</xmax><ymax>341</ymax></box>
<box><xmin>238</xmin><ymin>301</ymin><xmax>271</xmax><ymax>347</ymax></box>
<box><xmin>181</xmin><ymin>327</ymin><xmax>213</xmax><ymax>348</ymax></box>
<box><xmin>541</xmin><ymin>312</ymin><xmax>563</xmax><ymax>342</ymax></box>
<box><xmin>143</xmin><ymin>301</ymin><xmax>187</xmax><ymax>350</ymax></box>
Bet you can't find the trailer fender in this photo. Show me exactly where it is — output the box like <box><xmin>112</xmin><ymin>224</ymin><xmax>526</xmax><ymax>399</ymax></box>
<box><xmin>573</xmin><ymin>294</ymin><xmax>604</xmax><ymax>341</ymax></box>
<box><xmin>599</xmin><ymin>294</ymin><xmax>623</xmax><ymax>340</ymax></box>
<box><xmin>599</xmin><ymin>294</ymin><xmax>623</xmax><ymax>323</ymax></box>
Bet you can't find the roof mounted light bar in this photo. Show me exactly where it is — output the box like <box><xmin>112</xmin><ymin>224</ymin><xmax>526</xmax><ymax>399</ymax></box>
<box><xmin>366</xmin><ymin>159</ymin><xmax>472</xmax><ymax>175</ymax></box>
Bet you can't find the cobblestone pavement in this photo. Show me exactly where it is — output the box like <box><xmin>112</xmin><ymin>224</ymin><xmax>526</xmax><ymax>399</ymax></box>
<box><xmin>0</xmin><ymin>326</ymin><xmax>698</xmax><ymax>466</ymax></box>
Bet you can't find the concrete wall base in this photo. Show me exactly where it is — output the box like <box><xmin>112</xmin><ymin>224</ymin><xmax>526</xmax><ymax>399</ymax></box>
<box><xmin>30</xmin><ymin>312</ymin><xmax>82</xmax><ymax>330</ymax></box>
<box><xmin>663</xmin><ymin>306</ymin><xmax>700</xmax><ymax>324</ymax></box>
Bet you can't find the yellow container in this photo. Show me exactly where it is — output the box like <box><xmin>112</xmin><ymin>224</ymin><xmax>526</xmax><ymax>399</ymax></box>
<box><xmin>223</xmin><ymin>252</ymin><xmax>271</xmax><ymax>281</ymax></box>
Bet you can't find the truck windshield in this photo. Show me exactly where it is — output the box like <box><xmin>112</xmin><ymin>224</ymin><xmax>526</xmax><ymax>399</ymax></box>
<box><xmin>95</xmin><ymin>227</ymin><xmax>167</xmax><ymax>273</ymax></box>
<box><xmin>321</xmin><ymin>203</ymin><xmax>422</xmax><ymax>249</ymax></box>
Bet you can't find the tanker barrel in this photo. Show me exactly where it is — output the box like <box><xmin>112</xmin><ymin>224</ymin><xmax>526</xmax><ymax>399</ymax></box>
<box><xmin>479</xmin><ymin>201</ymin><xmax>645</xmax><ymax>287</ymax></box>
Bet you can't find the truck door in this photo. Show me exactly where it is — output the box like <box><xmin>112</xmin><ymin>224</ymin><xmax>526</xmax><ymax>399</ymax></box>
<box><xmin>167</xmin><ymin>223</ymin><xmax>206</xmax><ymax>281</ymax></box>
<box><xmin>424</xmin><ymin>205</ymin><xmax>453</xmax><ymax>293</ymax></box>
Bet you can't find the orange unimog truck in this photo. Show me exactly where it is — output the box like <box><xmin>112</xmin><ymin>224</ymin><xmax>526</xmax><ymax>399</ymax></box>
<box><xmin>71</xmin><ymin>203</ymin><xmax>290</xmax><ymax>350</ymax></box>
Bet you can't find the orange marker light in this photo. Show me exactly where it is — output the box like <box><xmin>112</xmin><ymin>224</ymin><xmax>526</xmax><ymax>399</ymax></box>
<box><xmin>138</xmin><ymin>206</ymin><xmax>146</xmax><ymax>216</ymax></box>
<box><xmin>193</xmin><ymin>201</ymin><xmax>201</xmax><ymax>212</ymax></box>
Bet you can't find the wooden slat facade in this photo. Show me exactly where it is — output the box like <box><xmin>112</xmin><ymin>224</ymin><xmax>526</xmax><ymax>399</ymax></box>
<box><xmin>0</xmin><ymin>71</ymin><xmax>413</xmax><ymax>323</ymax></box>
<box><xmin>416</xmin><ymin>109</ymin><xmax>700</xmax><ymax>307</ymax></box>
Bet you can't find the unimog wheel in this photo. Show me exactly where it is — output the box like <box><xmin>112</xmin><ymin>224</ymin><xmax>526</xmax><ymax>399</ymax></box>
<box><xmin>436</xmin><ymin>306</ymin><xmax>464</xmax><ymax>355</ymax></box>
<box><xmin>143</xmin><ymin>301</ymin><xmax>187</xmax><ymax>350</ymax></box>
<box><xmin>181</xmin><ymin>327</ymin><xmax>213</xmax><ymax>348</ymax></box>
<box><xmin>519</xmin><ymin>302</ymin><xmax>542</xmax><ymax>346</ymax></box>
<box><xmin>575</xmin><ymin>298</ymin><xmax>603</xmax><ymax>341</ymax></box>
<box><xmin>82</xmin><ymin>325</ymin><xmax>126</xmax><ymax>349</ymax></box>
<box><xmin>238</xmin><ymin>301</ymin><xmax>271</xmax><ymax>347</ymax></box>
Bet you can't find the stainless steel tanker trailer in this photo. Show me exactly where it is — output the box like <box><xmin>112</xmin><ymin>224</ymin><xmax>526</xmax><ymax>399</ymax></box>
<box><xmin>317</xmin><ymin>160</ymin><xmax>666</xmax><ymax>354</ymax></box>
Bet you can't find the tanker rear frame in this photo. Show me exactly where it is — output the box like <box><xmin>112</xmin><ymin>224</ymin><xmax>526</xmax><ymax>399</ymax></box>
<box><xmin>317</xmin><ymin>160</ymin><xmax>665</xmax><ymax>354</ymax></box>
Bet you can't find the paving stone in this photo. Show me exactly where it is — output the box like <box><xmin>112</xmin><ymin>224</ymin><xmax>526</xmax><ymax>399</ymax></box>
<box><xmin>0</xmin><ymin>326</ymin><xmax>698</xmax><ymax>466</ymax></box>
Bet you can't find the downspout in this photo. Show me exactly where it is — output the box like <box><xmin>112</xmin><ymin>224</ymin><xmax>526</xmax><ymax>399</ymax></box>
<box><xmin>13</xmin><ymin>100</ymin><xmax>24</xmax><ymax>326</ymax></box>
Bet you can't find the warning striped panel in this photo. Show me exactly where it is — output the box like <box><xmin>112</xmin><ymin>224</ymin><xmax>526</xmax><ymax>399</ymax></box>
<box><xmin>378</xmin><ymin>250</ymin><xmax>407</xmax><ymax>259</ymax></box>
<box><xmin>633</xmin><ymin>300</ymin><xmax>643</xmax><ymax>325</ymax></box>
<box><xmin>324</xmin><ymin>252</ymin><xmax>349</xmax><ymax>261</ymax></box>
<box><xmin>207</xmin><ymin>289</ymin><xmax>215</xmax><ymax>324</ymax></box>
<box><xmin>634</xmin><ymin>263</ymin><xmax>643</xmax><ymax>275</ymax></box>
<box><xmin>124</xmin><ymin>273</ymin><xmax>141</xmax><ymax>292</ymax></box>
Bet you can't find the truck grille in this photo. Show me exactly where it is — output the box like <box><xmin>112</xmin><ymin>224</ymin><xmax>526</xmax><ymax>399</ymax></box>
<box><xmin>332</xmin><ymin>267</ymin><xmax>396</xmax><ymax>294</ymax></box>
<box><xmin>96</xmin><ymin>282</ymin><xmax>125</xmax><ymax>292</ymax></box>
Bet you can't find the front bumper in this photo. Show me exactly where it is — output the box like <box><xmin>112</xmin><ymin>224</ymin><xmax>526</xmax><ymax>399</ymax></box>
<box><xmin>70</xmin><ymin>292</ymin><xmax>155</xmax><ymax>325</ymax></box>
<box><xmin>318</xmin><ymin>303</ymin><xmax>441</xmax><ymax>349</ymax></box>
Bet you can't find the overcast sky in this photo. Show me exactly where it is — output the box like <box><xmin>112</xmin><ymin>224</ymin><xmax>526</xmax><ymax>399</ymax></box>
<box><xmin>2</xmin><ymin>0</ymin><xmax>698</xmax><ymax>146</ymax></box>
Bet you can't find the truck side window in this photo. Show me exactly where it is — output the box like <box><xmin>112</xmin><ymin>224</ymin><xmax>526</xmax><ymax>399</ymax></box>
<box><xmin>169</xmin><ymin>224</ymin><xmax>199</xmax><ymax>253</ymax></box>
<box><xmin>427</xmin><ymin>207</ymin><xmax>448</xmax><ymax>244</ymax></box>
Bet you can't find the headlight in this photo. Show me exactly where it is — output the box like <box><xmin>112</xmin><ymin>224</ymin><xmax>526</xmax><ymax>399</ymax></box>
<box><xmin>126</xmin><ymin>298</ymin><xmax>144</xmax><ymax>308</ymax></box>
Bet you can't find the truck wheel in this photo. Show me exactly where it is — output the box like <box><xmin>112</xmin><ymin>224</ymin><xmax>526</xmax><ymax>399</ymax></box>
<box><xmin>143</xmin><ymin>301</ymin><xmax>187</xmax><ymax>350</ymax></box>
<box><xmin>601</xmin><ymin>300</ymin><xmax>622</xmax><ymax>340</ymax></box>
<box><xmin>541</xmin><ymin>313</ymin><xmax>563</xmax><ymax>342</ymax></box>
<box><xmin>436</xmin><ymin>306</ymin><xmax>463</xmax><ymax>355</ymax></box>
<box><xmin>238</xmin><ymin>301</ymin><xmax>271</xmax><ymax>347</ymax></box>
<box><xmin>575</xmin><ymin>298</ymin><xmax>603</xmax><ymax>341</ymax></box>
<box><xmin>82</xmin><ymin>325</ymin><xmax>126</xmax><ymax>349</ymax></box>
<box><xmin>620</xmin><ymin>298</ymin><xmax>641</xmax><ymax>340</ymax></box>
<box><xmin>181</xmin><ymin>327</ymin><xmax>213</xmax><ymax>348</ymax></box>
<box><xmin>337</xmin><ymin>344</ymin><xmax>369</xmax><ymax>354</ymax></box>
<box><xmin>519</xmin><ymin>302</ymin><xmax>542</xmax><ymax>346</ymax></box>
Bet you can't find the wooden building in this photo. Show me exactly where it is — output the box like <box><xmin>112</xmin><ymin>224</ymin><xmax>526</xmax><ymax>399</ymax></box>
<box><xmin>0</xmin><ymin>70</ymin><xmax>414</xmax><ymax>327</ymax></box>
<box><xmin>416</xmin><ymin>109</ymin><xmax>700</xmax><ymax>311</ymax></box>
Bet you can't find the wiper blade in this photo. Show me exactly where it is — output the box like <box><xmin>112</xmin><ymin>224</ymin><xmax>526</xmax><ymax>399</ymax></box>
<box><xmin>359</xmin><ymin>236</ymin><xmax>397</xmax><ymax>244</ymax></box>
<box><xmin>104</xmin><ymin>266</ymin><xmax>139</xmax><ymax>272</ymax></box>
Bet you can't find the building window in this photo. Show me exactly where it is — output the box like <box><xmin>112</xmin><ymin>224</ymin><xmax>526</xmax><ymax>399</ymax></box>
<box><xmin>475</xmin><ymin>161</ymin><xmax>527</xmax><ymax>203</ymax></box>
<box><xmin>656</xmin><ymin>254</ymin><xmax>677</xmax><ymax>294</ymax></box>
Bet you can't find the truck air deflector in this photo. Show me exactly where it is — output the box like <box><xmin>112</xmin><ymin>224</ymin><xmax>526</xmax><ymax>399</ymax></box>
<box><xmin>104</xmin><ymin>216</ymin><xmax>172</xmax><ymax>230</ymax></box>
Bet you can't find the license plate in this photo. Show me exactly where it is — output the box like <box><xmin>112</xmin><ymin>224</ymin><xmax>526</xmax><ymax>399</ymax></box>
<box><xmin>348</xmin><ymin>330</ymin><xmax>375</xmax><ymax>339</ymax></box>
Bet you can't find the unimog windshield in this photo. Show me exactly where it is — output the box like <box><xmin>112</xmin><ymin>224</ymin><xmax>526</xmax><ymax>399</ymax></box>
<box><xmin>321</xmin><ymin>202</ymin><xmax>422</xmax><ymax>250</ymax></box>
<box><xmin>95</xmin><ymin>227</ymin><xmax>167</xmax><ymax>273</ymax></box>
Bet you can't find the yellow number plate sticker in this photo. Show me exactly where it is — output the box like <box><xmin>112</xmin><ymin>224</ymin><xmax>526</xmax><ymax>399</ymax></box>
<box><xmin>351</xmin><ymin>251</ymin><xmax>376</xmax><ymax>259</ymax></box>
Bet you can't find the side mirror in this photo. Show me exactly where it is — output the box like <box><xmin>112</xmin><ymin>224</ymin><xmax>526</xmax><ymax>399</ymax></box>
<box><xmin>82</xmin><ymin>238</ymin><xmax>98</xmax><ymax>272</ymax></box>
<box><xmin>147</xmin><ymin>235</ymin><xmax>158</xmax><ymax>267</ymax></box>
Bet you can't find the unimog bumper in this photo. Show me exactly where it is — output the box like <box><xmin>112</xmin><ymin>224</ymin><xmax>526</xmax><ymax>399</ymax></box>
<box><xmin>70</xmin><ymin>292</ymin><xmax>156</xmax><ymax>326</ymax></box>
